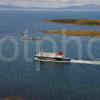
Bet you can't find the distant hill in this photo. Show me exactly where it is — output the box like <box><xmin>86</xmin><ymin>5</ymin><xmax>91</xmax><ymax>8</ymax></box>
<box><xmin>0</xmin><ymin>5</ymin><xmax>46</xmax><ymax>10</ymax></box>
<box><xmin>0</xmin><ymin>4</ymin><xmax>100</xmax><ymax>10</ymax></box>
<box><xmin>66</xmin><ymin>4</ymin><xmax>100</xmax><ymax>10</ymax></box>
<box><xmin>0</xmin><ymin>5</ymin><xmax>25</xmax><ymax>9</ymax></box>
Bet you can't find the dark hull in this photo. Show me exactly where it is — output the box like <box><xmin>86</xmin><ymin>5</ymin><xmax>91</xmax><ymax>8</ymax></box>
<box><xmin>34</xmin><ymin>57</ymin><xmax>71</xmax><ymax>63</ymax></box>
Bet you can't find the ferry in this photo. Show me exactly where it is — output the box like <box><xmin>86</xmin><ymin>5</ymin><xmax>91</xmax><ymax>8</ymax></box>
<box><xmin>34</xmin><ymin>52</ymin><xmax>71</xmax><ymax>63</ymax></box>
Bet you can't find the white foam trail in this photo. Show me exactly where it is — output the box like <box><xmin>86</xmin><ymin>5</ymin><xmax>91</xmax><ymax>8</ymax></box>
<box><xmin>71</xmin><ymin>59</ymin><xmax>100</xmax><ymax>65</ymax></box>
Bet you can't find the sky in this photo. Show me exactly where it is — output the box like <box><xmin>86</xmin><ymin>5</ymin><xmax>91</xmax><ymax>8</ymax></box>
<box><xmin>0</xmin><ymin>0</ymin><xmax>100</xmax><ymax>8</ymax></box>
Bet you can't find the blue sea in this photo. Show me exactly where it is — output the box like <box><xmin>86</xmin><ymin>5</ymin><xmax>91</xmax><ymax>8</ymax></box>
<box><xmin>0</xmin><ymin>10</ymin><xmax>100</xmax><ymax>100</ymax></box>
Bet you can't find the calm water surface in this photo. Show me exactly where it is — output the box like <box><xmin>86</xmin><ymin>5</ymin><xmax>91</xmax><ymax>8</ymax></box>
<box><xmin>0</xmin><ymin>10</ymin><xmax>100</xmax><ymax>100</ymax></box>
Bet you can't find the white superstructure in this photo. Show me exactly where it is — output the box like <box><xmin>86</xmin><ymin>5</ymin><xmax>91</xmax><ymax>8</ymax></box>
<box><xmin>36</xmin><ymin>52</ymin><xmax>64</xmax><ymax>58</ymax></box>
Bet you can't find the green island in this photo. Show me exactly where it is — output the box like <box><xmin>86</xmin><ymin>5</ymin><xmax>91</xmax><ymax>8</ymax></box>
<box><xmin>42</xmin><ymin>30</ymin><xmax>100</xmax><ymax>37</ymax></box>
<box><xmin>44</xmin><ymin>19</ymin><xmax>100</xmax><ymax>26</ymax></box>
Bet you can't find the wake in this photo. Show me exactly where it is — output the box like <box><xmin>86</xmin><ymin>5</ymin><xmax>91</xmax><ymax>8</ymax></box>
<box><xmin>71</xmin><ymin>59</ymin><xmax>100</xmax><ymax>65</ymax></box>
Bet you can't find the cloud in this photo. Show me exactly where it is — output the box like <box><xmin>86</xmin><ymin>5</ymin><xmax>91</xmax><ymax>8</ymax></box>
<box><xmin>0</xmin><ymin>0</ymin><xmax>100</xmax><ymax>8</ymax></box>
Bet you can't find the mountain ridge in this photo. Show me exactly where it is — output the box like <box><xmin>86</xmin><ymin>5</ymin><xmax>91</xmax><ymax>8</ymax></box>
<box><xmin>0</xmin><ymin>4</ymin><xmax>100</xmax><ymax>10</ymax></box>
